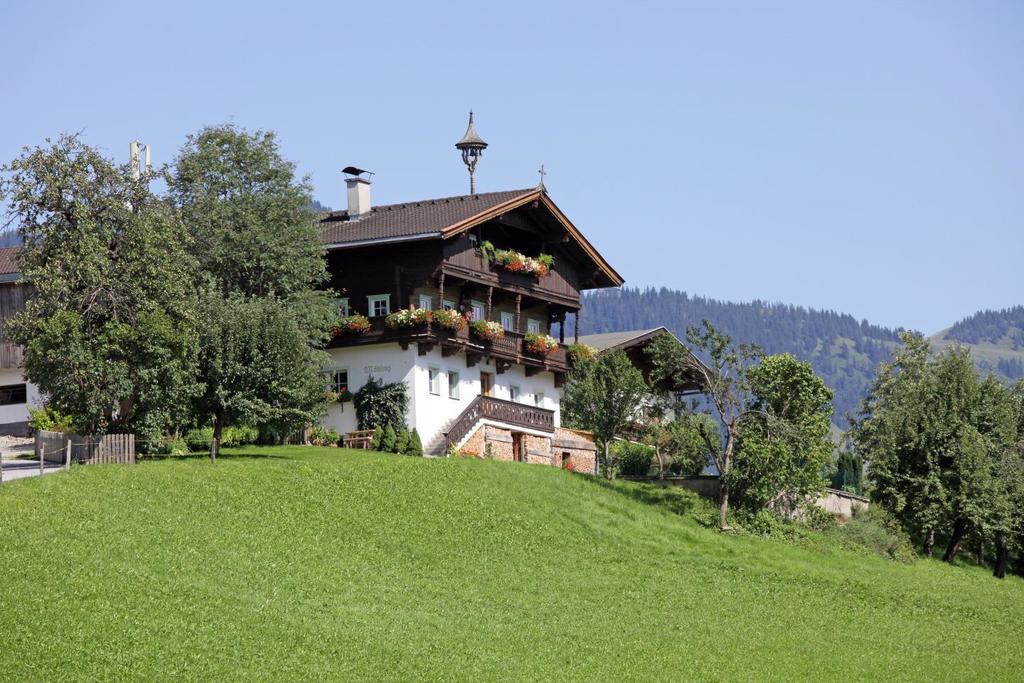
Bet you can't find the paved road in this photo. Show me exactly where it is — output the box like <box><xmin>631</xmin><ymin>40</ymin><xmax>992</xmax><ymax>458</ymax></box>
<box><xmin>0</xmin><ymin>459</ymin><xmax>64</xmax><ymax>483</ymax></box>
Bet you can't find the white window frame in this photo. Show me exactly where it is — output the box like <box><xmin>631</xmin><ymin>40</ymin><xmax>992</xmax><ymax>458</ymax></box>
<box><xmin>428</xmin><ymin>366</ymin><xmax>441</xmax><ymax>396</ymax></box>
<box><xmin>527</xmin><ymin>318</ymin><xmax>541</xmax><ymax>334</ymax></box>
<box><xmin>470</xmin><ymin>299</ymin><xmax>486</xmax><ymax>322</ymax></box>
<box><xmin>500</xmin><ymin>312</ymin><xmax>515</xmax><ymax>331</ymax></box>
<box><xmin>442</xmin><ymin>299</ymin><xmax>456</xmax><ymax>311</ymax></box>
<box><xmin>368</xmin><ymin>294</ymin><xmax>391</xmax><ymax>317</ymax></box>
<box><xmin>337</xmin><ymin>297</ymin><xmax>350</xmax><ymax>317</ymax></box>
<box><xmin>331</xmin><ymin>368</ymin><xmax>349</xmax><ymax>394</ymax></box>
<box><xmin>509</xmin><ymin>385</ymin><xmax>521</xmax><ymax>402</ymax></box>
<box><xmin>418</xmin><ymin>294</ymin><xmax>433</xmax><ymax>310</ymax></box>
<box><xmin>448</xmin><ymin>370</ymin><xmax>460</xmax><ymax>400</ymax></box>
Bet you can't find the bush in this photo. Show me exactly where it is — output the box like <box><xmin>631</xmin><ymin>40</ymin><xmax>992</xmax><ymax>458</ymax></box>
<box><xmin>405</xmin><ymin>429</ymin><xmax>423</xmax><ymax>456</ymax></box>
<box><xmin>184</xmin><ymin>427</ymin><xmax>214</xmax><ymax>451</ymax></box>
<box><xmin>380</xmin><ymin>424</ymin><xmax>397</xmax><ymax>453</ymax></box>
<box><xmin>152</xmin><ymin>437</ymin><xmax>189</xmax><ymax>457</ymax></box>
<box><xmin>614</xmin><ymin>441</ymin><xmax>655</xmax><ymax>476</ymax></box>
<box><xmin>310</xmin><ymin>425</ymin><xmax>341</xmax><ymax>447</ymax></box>
<box><xmin>28</xmin><ymin>405</ymin><xmax>74</xmax><ymax>433</ymax></box>
<box><xmin>394</xmin><ymin>428</ymin><xmax>409</xmax><ymax>454</ymax></box>
<box><xmin>354</xmin><ymin>376</ymin><xmax>409</xmax><ymax>432</ymax></box>
<box><xmin>841</xmin><ymin>506</ymin><xmax>916</xmax><ymax>562</ymax></box>
<box><xmin>370</xmin><ymin>426</ymin><xmax>383</xmax><ymax>450</ymax></box>
<box><xmin>741</xmin><ymin>508</ymin><xmax>786</xmax><ymax>536</ymax></box>
<box><xmin>802</xmin><ymin>504</ymin><xmax>838</xmax><ymax>531</ymax></box>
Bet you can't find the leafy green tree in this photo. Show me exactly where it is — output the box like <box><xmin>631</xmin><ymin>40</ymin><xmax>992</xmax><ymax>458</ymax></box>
<box><xmin>733</xmin><ymin>354</ymin><xmax>834</xmax><ymax>515</ymax></box>
<box><xmin>370</xmin><ymin>426</ymin><xmax>383</xmax><ymax>451</ymax></box>
<box><xmin>169</xmin><ymin>125</ymin><xmax>335</xmax><ymax>461</ymax></box>
<box><xmin>647</xmin><ymin>321</ymin><xmax>762</xmax><ymax>529</ymax></box>
<box><xmin>0</xmin><ymin>135</ymin><xmax>199</xmax><ymax>444</ymax></box>
<box><xmin>561</xmin><ymin>349</ymin><xmax>649</xmax><ymax>479</ymax></box>
<box><xmin>641</xmin><ymin>401</ymin><xmax>714</xmax><ymax>478</ymax></box>
<box><xmin>832</xmin><ymin>452</ymin><xmax>864</xmax><ymax>494</ymax></box>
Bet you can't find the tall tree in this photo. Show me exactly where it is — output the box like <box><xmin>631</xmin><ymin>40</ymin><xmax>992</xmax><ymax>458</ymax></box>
<box><xmin>561</xmin><ymin>349</ymin><xmax>649</xmax><ymax>479</ymax></box>
<box><xmin>733</xmin><ymin>353</ymin><xmax>834</xmax><ymax>515</ymax></box>
<box><xmin>0</xmin><ymin>135</ymin><xmax>198</xmax><ymax>443</ymax></box>
<box><xmin>647</xmin><ymin>321</ymin><xmax>763</xmax><ymax>529</ymax></box>
<box><xmin>169</xmin><ymin>125</ymin><xmax>335</xmax><ymax>461</ymax></box>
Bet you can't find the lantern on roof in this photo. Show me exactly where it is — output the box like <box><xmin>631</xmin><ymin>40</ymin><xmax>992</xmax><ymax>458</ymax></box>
<box><xmin>455</xmin><ymin>110</ymin><xmax>488</xmax><ymax>195</ymax></box>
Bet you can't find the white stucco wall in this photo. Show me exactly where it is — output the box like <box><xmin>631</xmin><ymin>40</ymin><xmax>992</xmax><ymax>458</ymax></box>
<box><xmin>0</xmin><ymin>368</ymin><xmax>40</xmax><ymax>431</ymax></box>
<box><xmin>320</xmin><ymin>342</ymin><xmax>561</xmax><ymax>452</ymax></box>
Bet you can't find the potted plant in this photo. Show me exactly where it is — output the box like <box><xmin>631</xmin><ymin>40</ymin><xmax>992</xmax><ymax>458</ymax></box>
<box><xmin>385</xmin><ymin>307</ymin><xmax>432</xmax><ymax>329</ymax></box>
<box><xmin>480</xmin><ymin>240</ymin><xmax>555</xmax><ymax>278</ymax></box>
<box><xmin>331</xmin><ymin>314</ymin><xmax>372</xmax><ymax>336</ymax></box>
<box><xmin>433</xmin><ymin>308</ymin><xmax>467</xmax><ymax>332</ymax></box>
<box><xmin>567</xmin><ymin>342</ymin><xmax>599</xmax><ymax>364</ymax></box>
<box><xmin>524</xmin><ymin>332</ymin><xmax>560</xmax><ymax>355</ymax></box>
<box><xmin>470</xmin><ymin>320</ymin><xmax>505</xmax><ymax>341</ymax></box>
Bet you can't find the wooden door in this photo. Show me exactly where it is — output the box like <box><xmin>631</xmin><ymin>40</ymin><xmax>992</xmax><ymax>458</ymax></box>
<box><xmin>480</xmin><ymin>371</ymin><xmax>493</xmax><ymax>397</ymax></box>
<box><xmin>512</xmin><ymin>432</ymin><xmax>523</xmax><ymax>462</ymax></box>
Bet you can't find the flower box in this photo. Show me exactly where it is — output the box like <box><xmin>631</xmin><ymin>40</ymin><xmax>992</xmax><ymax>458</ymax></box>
<box><xmin>432</xmin><ymin>308</ymin><xmax>467</xmax><ymax>332</ymax></box>
<box><xmin>524</xmin><ymin>332</ymin><xmax>560</xmax><ymax>355</ymax></box>
<box><xmin>386</xmin><ymin>308</ymin><xmax>432</xmax><ymax>329</ymax></box>
<box><xmin>332</xmin><ymin>314</ymin><xmax>372</xmax><ymax>336</ymax></box>
<box><xmin>470</xmin><ymin>320</ymin><xmax>505</xmax><ymax>341</ymax></box>
<box><xmin>567</xmin><ymin>342</ymin><xmax>599</xmax><ymax>364</ymax></box>
<box><xmin>480</xmin><ymin>241</ymin><xmax>554</xmax><ymax>278</ymax></box>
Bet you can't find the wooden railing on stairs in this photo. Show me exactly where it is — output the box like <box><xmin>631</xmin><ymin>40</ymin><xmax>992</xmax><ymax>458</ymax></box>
<box><xmin>443</xmin><ymin>395</ymin><xmax>555</xmax><ymax>453</ymax></box>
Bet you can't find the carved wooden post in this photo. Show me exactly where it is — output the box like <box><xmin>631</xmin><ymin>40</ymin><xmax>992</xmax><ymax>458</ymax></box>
<box><xmin>558</xmin><ymin>311</ymin><xmax>566</xmax><ymax>344</ymax></box>
<box><xmin>486</xmin><ymin>286</ymin><xmax>493</xmax><ymax>320</ymax></box>
<box><xmin>574</xmin><ymin>309</ymin><xmax>580</xmax><ymax>343</ymax></box>
<box><xmin>438</xmin><ymin>271</ymin><xmax>445</xmax><ymax>306</ymax></box>
<box><xmin>515</xmin><ymin>294</ymin><xmax>522</xmax><ymax>333</ymax></box>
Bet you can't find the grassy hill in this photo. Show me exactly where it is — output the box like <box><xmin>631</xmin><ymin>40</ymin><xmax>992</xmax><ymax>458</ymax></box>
<box><xmin>2</xmin><ymin>447</ymin><xmax>1022</xmax><ymax>679</ymax></box>
<box><xmin>929</xmin><ymin>305</ymin><xmax>1024</xmax><ymax>380</ymax></box>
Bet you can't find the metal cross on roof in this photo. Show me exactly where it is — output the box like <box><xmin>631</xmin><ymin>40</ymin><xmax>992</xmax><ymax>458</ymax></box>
<box><xmin>537</xmin><ymin>164</ymin><xmax>547</xmax><ymax>190</ymax></box>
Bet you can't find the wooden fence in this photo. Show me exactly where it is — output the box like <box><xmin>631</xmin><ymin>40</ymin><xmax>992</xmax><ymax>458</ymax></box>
<box><xmin>35</xmin><ymin>430</ymin><xmax>136</xmax><ymax>465</ymax></box>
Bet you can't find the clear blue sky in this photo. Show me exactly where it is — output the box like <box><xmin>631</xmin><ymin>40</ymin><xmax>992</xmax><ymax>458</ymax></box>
<box><xmin>3</xmin><ymin>1</ymin><xmax>1022</xmax><ymax>333</ymax></box>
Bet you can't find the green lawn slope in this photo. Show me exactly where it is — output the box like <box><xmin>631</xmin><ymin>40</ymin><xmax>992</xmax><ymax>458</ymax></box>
<box><xmin>2</xmin><ymin>447</ymin><xmax>1022</xmax><ymax>680</ymax></box>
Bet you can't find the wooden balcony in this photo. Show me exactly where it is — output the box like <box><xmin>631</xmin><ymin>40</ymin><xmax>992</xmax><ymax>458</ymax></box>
<box><xmin>328</xmin><ymin>318</ymin><xmax>571</xmax><ymax>375</ymax></box>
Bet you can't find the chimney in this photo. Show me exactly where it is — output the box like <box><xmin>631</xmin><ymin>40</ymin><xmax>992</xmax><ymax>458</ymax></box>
<box><xmin>342</xmin><ymin>166</ymin><xmax>373</xmax><ymax>217</ymax></box>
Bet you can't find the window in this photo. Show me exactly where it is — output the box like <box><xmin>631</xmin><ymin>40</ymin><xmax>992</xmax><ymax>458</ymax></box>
<box><xmin>418</xmin><ymin>294</ymin><xmax>432</xmax><ymax>310</ymax></box>
<box><xmin>0</xmin><ymin>383</ymin><xmax>26</xmax><ymax>406</ymax></box>
<box><xmin>428</xmin><ymin>367</ymin><xmax>441</xmax><ymax>395</ymax></box>
<box><xmin>337</xmin><ymin>297</ymin><xmax>350</xmax><ymax>317</ymax></box>
<box><xmin>527</xmin><ymin>318</ymin><xmax>542</xmax><ymax>334</ymax></box>
<box><xmin>368</xmin><ymin>294</ymin><xmax>391</xmax><ymax>317</ymax></box>
<box><xmin>500</xmin><ymin>312</ymin><xmax>515</xmax><ymax>331</ymax></box>
<box><xmin>470</xmin><ymin>300</ymin><xmax>485</xmax><ymax>322</ymax></box>
<box><xmin>509</xmin><ymin>385</ymin><xmax>520</xmax><ymax>402</ymax></box>
<box><xmin>448</xmin><ymin>371</ymin><xmax>460</xmax><ymax>399</ymax></box>
<box><xmin>330</xmin><ymin>369</ymin><xmax>349</xmax><ymax>394</ymax></box>
<box><xmin>534</xmin><ymin>392</ymin><xmax>544</xmax><ymax>407</ymax></box>
<box><xmin>442</xmin><ymin>299</ymin><xmax>456</xmax><ymax>311</ymax></box>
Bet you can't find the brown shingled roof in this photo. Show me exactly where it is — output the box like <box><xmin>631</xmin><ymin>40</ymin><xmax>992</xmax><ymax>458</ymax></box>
<box><xmin>0</xmin><ymin>247</ymin><xmax>21</xmax><ymax>276</ymax></box>
<box><xmin>319</xmin><ymin>189</ymin><xmax>536</xmax><ymax>247</ymax></box>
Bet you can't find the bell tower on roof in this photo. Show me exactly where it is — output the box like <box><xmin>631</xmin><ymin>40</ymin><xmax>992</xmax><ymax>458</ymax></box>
<box><xmin>455</xmin><ymin>110</ymin><xmax>488</xmax><ymax>195</ymax></box>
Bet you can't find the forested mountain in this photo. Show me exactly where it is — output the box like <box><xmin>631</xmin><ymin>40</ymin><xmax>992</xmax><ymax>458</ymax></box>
<box><xmin>578</xmin><ymin>288</ymin><xmax>1024</xmax><ymax>426</ymax></box>
<box><xmin>930</xmin><ymin>306</ymin><xmax>1024</xmax><ymax>382</ymax></box>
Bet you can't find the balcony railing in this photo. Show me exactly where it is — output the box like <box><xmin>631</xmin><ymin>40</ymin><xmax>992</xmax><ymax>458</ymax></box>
<box><xmin>444</xmin><ymin>395</ymin><xmax>556</xmax><ymax>452</ymax></box>
<box><xmin>330</xmin><ymin>318</ymin><xmax>571</xmax><ymax>373</ymax></box>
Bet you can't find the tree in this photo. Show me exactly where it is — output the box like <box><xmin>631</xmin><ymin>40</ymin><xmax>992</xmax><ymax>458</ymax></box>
<box><xmin>853</xmin><ymin>335</ymin><xmax>1023</xmax><ymax>567</ymax></box>
<box><xmin>561</xmin><ymin>349</ymin><xmax>649</xmax><ymax>479</ymax></box>
<box><xmin>380</xmin><ymin>424</ymin><xmax>396</xmax><ymax>453</ymax></box>
<box><xmin>406</xmin><ymin>429</ymin><xmax>424</xmax><ymax>457</ymax></box>
<box><xmin>353</xmin><ymin>377</ymin><xmax>409</xmax><ymax>432</ymax></box>
<box><xmin>733</xmin><ymin>354</ymin><xmax>834</xmax><ymax>516</ymax></box>
<box><xmin>641</xmin><ymin>402</ymin><xmax>714</xmax><ymax>478</ymax></box>
<box><xmin>169</xmin><ymin>125</ymin><xmax>335</xmax><ymax>462</ymax></box>
<box><xmin>0</xmin><ymin>135</ymin><xmax>199</xmax><ymax>444</ymax></box>
<box><xmin>648</xmin><ymin>321</ymin><xmax>762</xmax><ymax>529</ymax></box>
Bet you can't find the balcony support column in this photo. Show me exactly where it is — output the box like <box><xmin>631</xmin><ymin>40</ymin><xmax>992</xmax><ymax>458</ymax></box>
<box><xmin>515</xmin><ymin>294</ymin><xmax>522</xmax><ymax>333</ymax></box>
<box><xmin>574</xmin><ymin>309</ymin><xmax>579</xmax><ymax>343</ymax></box>
<box><xmin>438</xmin><ymin>271</ymin><xmax>445</xmax><ymax>305</ymax></box>
<box><xmin>557</xmin><ymin>311</ymin><xmax>566</xmax><ymax>344</ymax></box>
<box><xmin>486</xmin><ymin>286</ymin><xmax>493</xmax><ymax>320</ymax></box>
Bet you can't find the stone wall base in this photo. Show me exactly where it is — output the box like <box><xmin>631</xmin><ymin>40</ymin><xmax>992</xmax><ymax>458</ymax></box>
<box><xmin>456</xmin><ymin>424</ymin><xmax>597</xmax><ymax>473</ymax></box>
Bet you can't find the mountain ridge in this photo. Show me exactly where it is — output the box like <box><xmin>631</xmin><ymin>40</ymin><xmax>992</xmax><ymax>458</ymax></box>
<box><xmin>578</xmin><ymin>288</ymin><xmax>1024</xmax><ymax>425</ymax></box>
